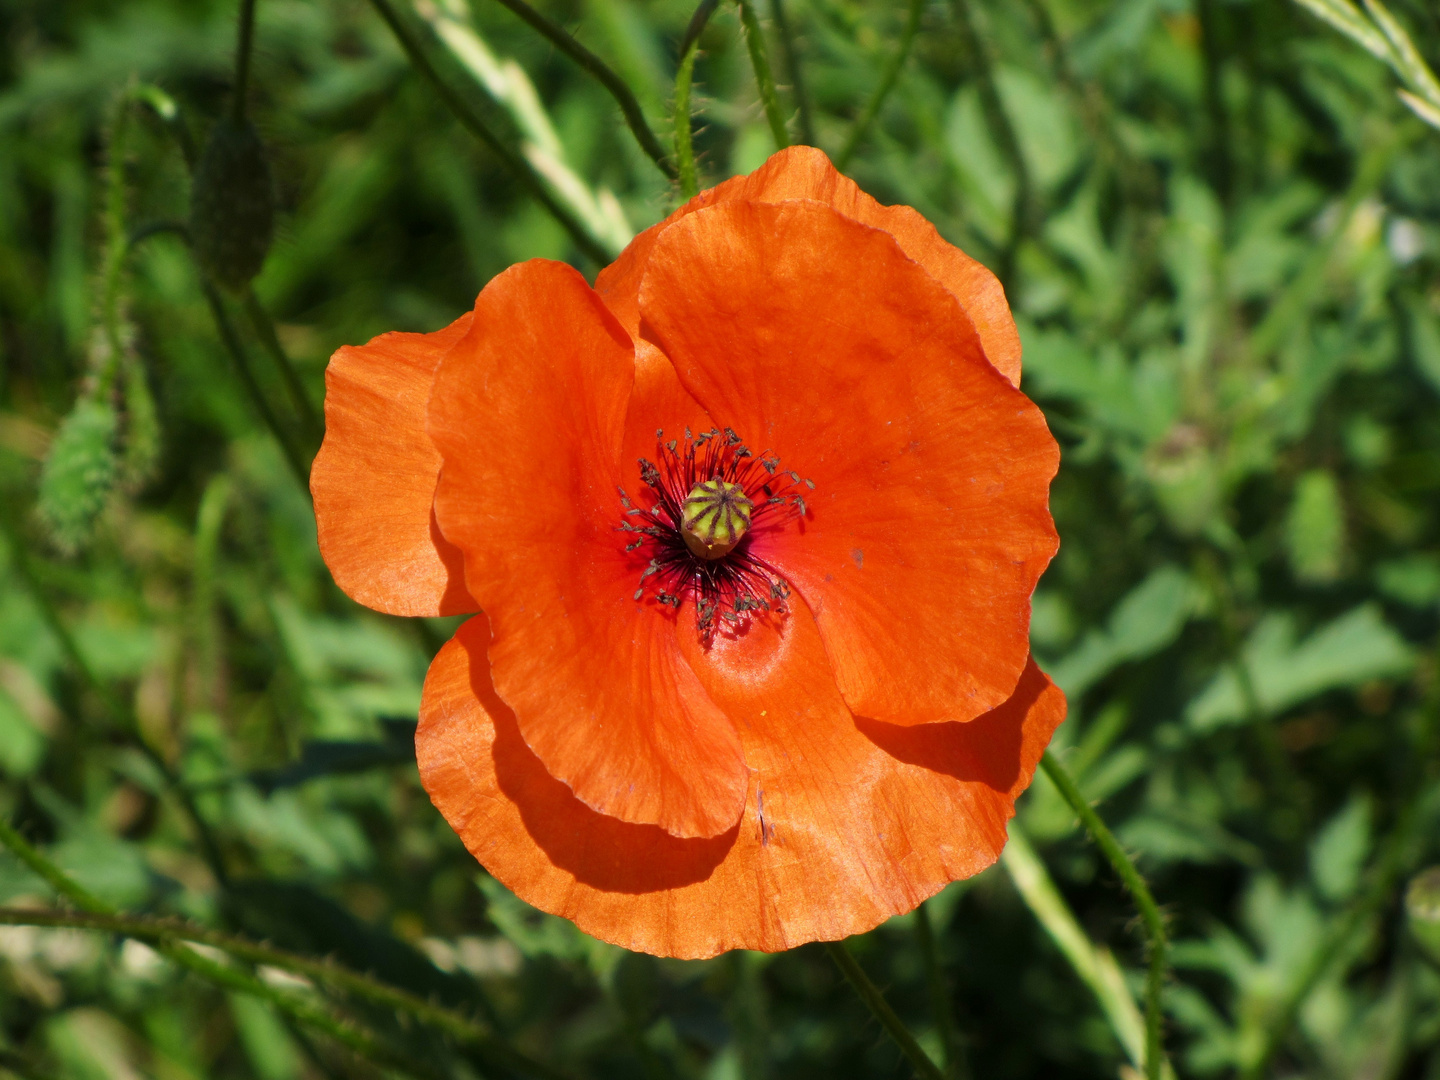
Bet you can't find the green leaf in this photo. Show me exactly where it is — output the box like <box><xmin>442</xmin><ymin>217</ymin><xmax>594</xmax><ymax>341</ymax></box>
<box><xmin>995</xmin><ymin>65</ymin><xmax>1078</xmax><ymax>192</ymax></box>
<box><xmin>1285</xmin><ymin>469</ymin><xmax>1347</xmax><ymax>584</ymax></box>
<box><xmin>1406</xmin><ymin>867</ymin><xmax>1440</xmax><ymax>963</ymax></box>
<box><xmin>1187</xmin><ymin>605</ymin><xmax>1414</xmax><ymax>731</ymax></box>
<box><xmin>229</xmin><ymin>994</ymin><xmax>303</xmax><ymax>1080</ymax></box>
<box><xmin>1407</xmin><ymin>296</ymin><xmax>1440</xmax><ymax>395</ymax></box>
<box><xmin>1309</xmin><ymin>794</ymin><xmax>1372</xmax><ymax>902</ymax></box>
<box><xmin>1048</xmin><ymin>565</ymin><xmax>1197</xmax><ymax>697</ymax></box>
<box><xmin>1375</xmin><ymin>554</ymin><xmax>1440</xmax><ymax>608</ymax></box>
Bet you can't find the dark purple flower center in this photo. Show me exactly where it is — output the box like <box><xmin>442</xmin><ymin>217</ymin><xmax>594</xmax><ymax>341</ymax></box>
<box><xmin>618</xmin><ymin>427</ymin><xmax>812</xmax><ymax>644</ymax></box>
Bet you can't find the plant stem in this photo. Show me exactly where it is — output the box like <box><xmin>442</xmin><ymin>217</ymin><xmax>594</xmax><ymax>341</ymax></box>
<box><xmin>172</xmin><ymin>941</ymin><xmax>420</xmax><ymax>1075</ymax></box>
<box><xmin>674</xmin><ymin>0</ymin><xmax>720</xmax><ymax>199</ymax></box>
<box><xmin>824</xmin><ymin>940</ymin><xmax>945</xmax><ymax>1080</ymax></box>
<box><xmin>952</xmin><ymin>0</ymin><xmax>1032</xmax><ymax>290</ymax></box>
<box><xmin>735</xmin><ymin>0</ymin><xmax>790</xmax><ymax>149</ymax></box>
<box><xmin>0</xmin><ymin>513</ymin><xmax>230</xmax><ymax>886</ymax></box>
<box><xmin>191</xmin><ymin>474</ymin><xmax>232</xmax><ymax>712</ymax></box>
<box><xmin>0</xmin><ymin>833</ymin><xmax>368</xmax><ymax>1068</ymax></box>
<box><xmin>364</xmin><ymin>0</ymin><xmax>610</xmax><ymax>266</ymax></box>
<box><xmin>486</xmin><ymin>0</ymin><xmax>675</xmax><ymax>178</ymax></box>
<box><xmin>1247</xmin><ymin>133</ymin><xmax>1402</xmax><ymax>363</ymax></box>
<box><xmin>1241</xmin><ymin>657</ymin><xmax>1440</xmax><ymax>1078</ymax></box>
<box><xmin>0</xmin><ymin>831</ymin><xmax>568</xmax><ymax>1080</ymax></box>
<box><xmin>131</xmin><ymin>84</ymin><xmax>199</xmax><ymax>167</ymax></box>
<box><xmin>243</xmin><ymin>286</ymin><xmax>322</xmax><ymax>447</ymax></box>
<box><xmin>835</xmin><ymin>0</ymin><xmax>922</xmax><ymax>170</ymax></box>
<box><xmin>98</xmin><ymin>95</ymin><xmax>132</xmax><ymax>396</ymax></box>
<box><xmin>233</xmin><ymin>0</ymin><xmax>258</xmax><ymax>122</ymax></box>
<box><xmin>199</xmin><ymin>278</ymin><xmax>311</xmax><ymax>491</ymax></box>
<box><xmin>1039</xmin><ymin>752</ymin><xmax>1168</xmax><ymax>1080</ymax></box>
<box><xmin>1195</xmin><ymin>0</ymin><xmax>1232</xmax><ymax>204</ymax></box>
<box><xmin>768</xmin><ymin>0</ymin><xmax>813</xmax><ymax>144</ymax></box>
<box><xmin>0</xmin><ymin>906</ymin><xmax>567</xmax><ymax>1080</ymax></box>
<box><xmin>0</xmin><ymin>819</ymin><xmax>109</xmax><ymax>914</ymax></box>
<box><xmin>914</xmin><ymin>900</ymin><xmax>962</xmax><ymax>1078</ymax></box>
<box><xmin>1003</xmin><ymin>825</ymin><xmax>1154</xmax><ymax>1073</ymax></box>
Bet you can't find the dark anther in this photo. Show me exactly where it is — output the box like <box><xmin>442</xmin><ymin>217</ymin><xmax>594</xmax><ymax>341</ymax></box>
<box><xmin>620</xmin><ymin>424</ymin><xmax>811</xmax><ymax>643</ymax></box>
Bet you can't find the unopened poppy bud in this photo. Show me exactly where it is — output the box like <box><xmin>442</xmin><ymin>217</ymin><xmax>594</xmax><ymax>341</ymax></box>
<box><xmin>681</xmin><ymin>478</ymin><xmax>752</xmax><ymax>559</ymax></box>
<box><xmin>189</xmin><ymin>116</ymin><xmax>274</xmax><ymax>290</ymax></box>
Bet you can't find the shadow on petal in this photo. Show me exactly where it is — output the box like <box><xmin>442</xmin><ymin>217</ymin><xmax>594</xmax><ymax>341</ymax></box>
<box><xmin>463</xmin><ymin>632</ymin><xmax>739</xmax><ymax>894</ymax></box>
<box><xmin>855</xmin><ymin>658</ymin><xmax>1052</xmax><ymax>793</ymax></box>
<box><xmin>429</xmin><ymin>506</ymin><xmax>476</xmax><ymax>614</ymax></box>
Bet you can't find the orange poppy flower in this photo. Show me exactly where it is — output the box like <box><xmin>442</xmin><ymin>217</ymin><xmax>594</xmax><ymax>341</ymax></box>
<box><xmin>312</xmin><ymin>147</ymin><xmax>1065</xmax><ymax>958</ymax></box>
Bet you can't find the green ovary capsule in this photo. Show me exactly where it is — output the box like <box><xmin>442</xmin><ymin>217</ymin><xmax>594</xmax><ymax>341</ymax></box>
<box><xmin>681</xmin><ymin>478</ymin><xmax>754</xmax><ymax>560</ymax></box>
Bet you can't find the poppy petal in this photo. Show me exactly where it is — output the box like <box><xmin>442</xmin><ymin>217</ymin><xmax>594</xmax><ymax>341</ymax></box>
<box><xmin>312</xmin><ymin>314</ymin><xmax>478</xmax><ymax>617</ymax></box>
<box><xmin>416</xmin><ymin>607</ymin><xmax>1065</xmax><ymax>958</ymax></box>
<box><xmin>427</xmin><ymin>261</ymin><xmax>747</xmax><ymax>840</ymax></box>
<box><xmin>594</xmin><ymin>145</ymin><xmax>1020</xmax><ymax>386</ymax></box>
<box><xmin>640</xmin><ymin>201</ymin><xmax>1059</xmax><ymax>727</ymax></box>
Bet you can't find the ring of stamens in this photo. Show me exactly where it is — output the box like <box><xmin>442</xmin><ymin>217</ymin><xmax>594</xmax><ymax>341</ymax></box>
<box><xmin>618</xmin><ymin>426</ymin><xmax>814</xmax><ymax>644</ymax></box>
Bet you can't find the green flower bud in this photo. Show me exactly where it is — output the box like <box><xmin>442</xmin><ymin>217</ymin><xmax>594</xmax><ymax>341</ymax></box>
<box><xmin>681</xmin><ymin>478</ymin><xmax>753</xmax><ymax>560</ymax></box>
<box><xmin>37</xmin><ymin>396</ymin><xmax>118</xmax><ymax>555</ymax></box>
<box><xmin>189</xmin><ymin>116</ymin><xmax>274</xmax><ymax>289</ymax></box>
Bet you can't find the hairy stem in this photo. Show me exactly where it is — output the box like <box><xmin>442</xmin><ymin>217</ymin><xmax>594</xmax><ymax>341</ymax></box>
<box><xmin>0</xmin><ymin>830</ymin><xmax>571</xmax><ymax>1080</ymax></box>
<box><xmin>233</xmin><ymin>0</ymin><xmax>258</xmax><ymax>122</ymax></box>
<box><xmin>1241</xmin><ymin>658</ymin><xmax>1440</xmax><ymax>1078</ymax></box>
<box><xmin>1040</xmin><ymin>752</ymin><xmax>1168</xmax><ymax>1080</ymax></box>
<box><xmin>365</xmin><ymin>0</ymin><xmax>610</xmax><ymax>265</ymax></box>
<box><xmin>768</xmin><ymin>0</ymin><xmax>813</xmax><ymax>145</ymax></box>
<box><xmin>952</xmin><ymin>0</ymin><xmax>1032</xmax><ymax>289</ymax></box>
<box><xmin>0</xmin><ymin>819</ymin><xmax>109</xmax><ymax>914</ymax></box>
<box><xmin>486</xmin><ymin>0</ymin><xmax>675</xmax><ymax>178</ymax></box>
<box><xmin>735</xmin><ymin>0</ymin><xmax>790</xmax><ymax>149</ymax></box>
<box><xmin>199</xmin><ymin>277</ymin><xmax>310</xmax><ymax>491</ymax></box>
<box><xmin>835</xmin><ymin>0</ymin><xmax>922</xmax><ymax>170</ymax></box>
<box><xmin>191</xmin><ymin>474</ymin><xmax>232</xmax><ymax>712</ymax></box>
<box><xmin>243</xmin><ymin>286</ymin><xmax>322</xmax><ymax>447</ymax></box>
<box><xmin>0</xmin><ymin>906</ymin><xmax>567</xmax><ymax>1079</ymax></box>
<box><xmin>0</xmin><ymin>513</ymin><xmax>230</xmax><ymax>886</ymax></box>
<box><xmin>914</xmin><ymin>900</ymin><xmax>963</xmax><ymax>1078</ymax></box>
<box><xmin>97</xmin><ymin>95</ymin><xmax>132</xmax><ymax>395</ymax></box>
<box><xmin>0</xmin><ymin>826</ymin><xmax>401</xmax><ymax>1071</ymax></box>
<box><xmin>824</xmin><ymin>940</ymin><xmax>945</xmax><ymax>1080</ymax></box>
<box><xmin>674</xmin><ymin>0</ymin><xmax>721</xmax><ymax>199</ymax></box>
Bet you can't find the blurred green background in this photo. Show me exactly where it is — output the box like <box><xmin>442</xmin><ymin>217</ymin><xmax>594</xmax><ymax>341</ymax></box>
<box><xmin>1</xmin><ymin>0</ymin><xmax>1439</xmax><ymax>1076</ymax></box>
